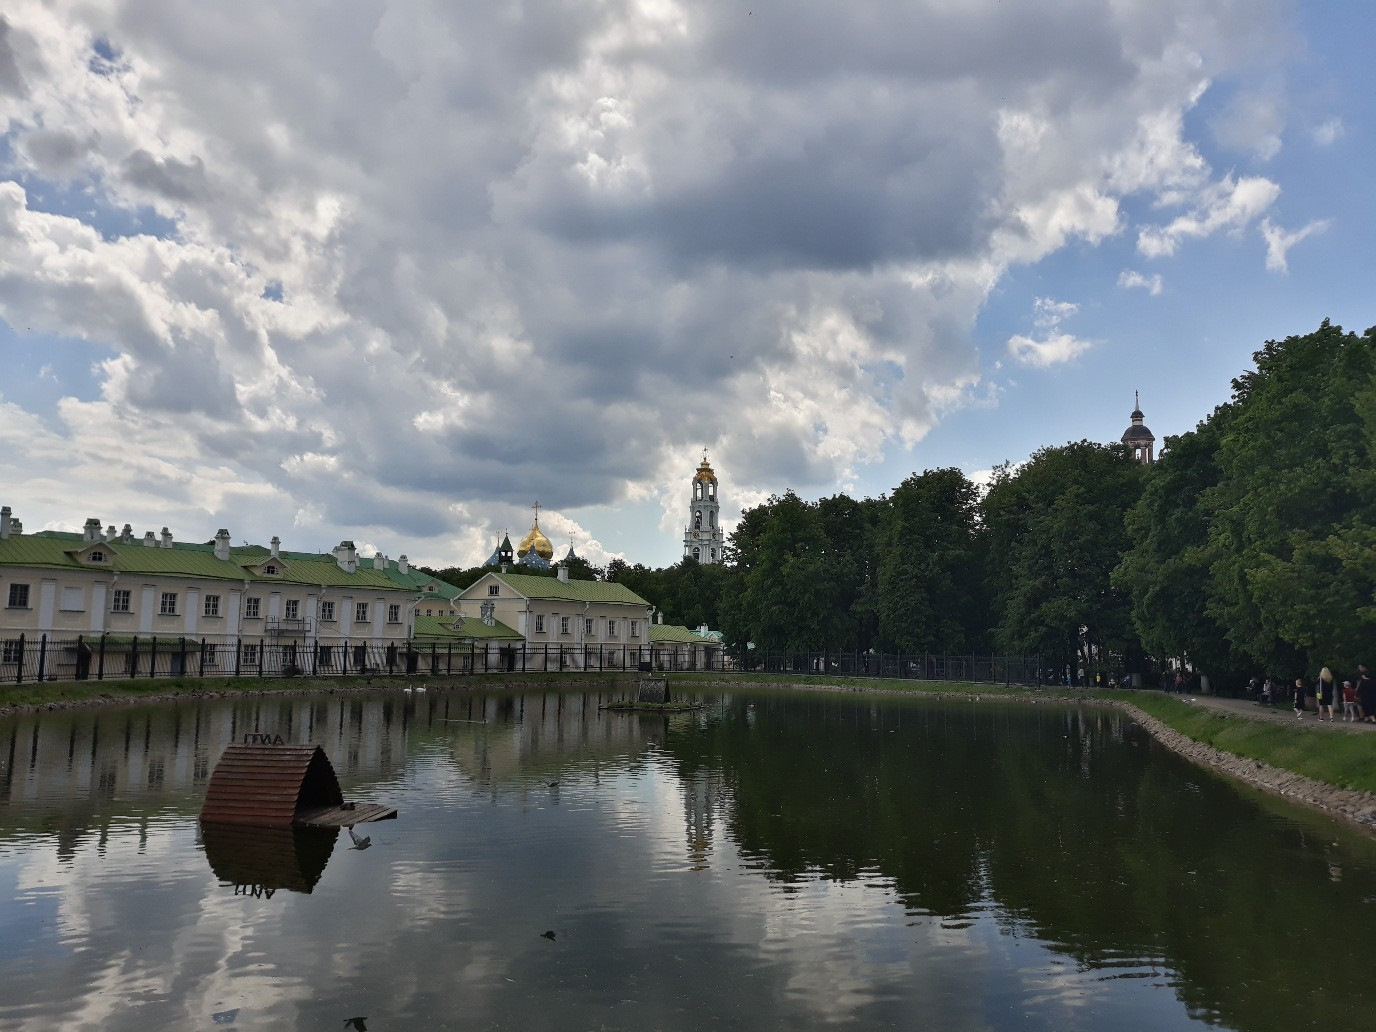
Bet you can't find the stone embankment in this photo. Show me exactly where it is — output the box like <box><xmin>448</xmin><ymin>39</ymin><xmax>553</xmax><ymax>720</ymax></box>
<box><xmin>1117</xmin><ymin>701</ymin><xmax>1376</xmax><ymax>832</ymax></box>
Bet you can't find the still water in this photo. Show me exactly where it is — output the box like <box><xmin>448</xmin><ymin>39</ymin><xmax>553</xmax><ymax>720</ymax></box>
<box><xmin>1</xmin><ymin>686</ymin><xmax>1374</xmax><ymax>1031</ymax></box>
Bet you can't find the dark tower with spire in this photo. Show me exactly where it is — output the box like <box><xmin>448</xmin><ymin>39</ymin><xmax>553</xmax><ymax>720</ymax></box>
<box><xmin>1121</xmin><ymin>392</ymin><xmax>1155</xmax><ymax>464</ymax></box>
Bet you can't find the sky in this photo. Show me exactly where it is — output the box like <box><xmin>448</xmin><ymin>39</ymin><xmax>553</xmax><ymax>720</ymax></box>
<box><xmin>0</xmin><ymin>1</ymin><xmax>1371</xmax><ymax>571</ymax></box>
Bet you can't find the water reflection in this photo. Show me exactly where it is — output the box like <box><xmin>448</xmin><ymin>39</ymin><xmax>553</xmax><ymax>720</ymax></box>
<box><xmin>0</xmin><ymin>686</ymin><xmax>1373</xmax><ymax>1032</ymax></box>
<box><xmin>200</xmin><ymin>824</ymin><xmax>338</xmax><ymax>896</ymax></box>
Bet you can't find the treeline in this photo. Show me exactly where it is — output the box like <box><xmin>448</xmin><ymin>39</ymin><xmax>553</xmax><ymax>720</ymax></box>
<box><xmin>425</xmin><ymin>321</ymin><xmax>1376</xmax><ymax>687</ymax></box>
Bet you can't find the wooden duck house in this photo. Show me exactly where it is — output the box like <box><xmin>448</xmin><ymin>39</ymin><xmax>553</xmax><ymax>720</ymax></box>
<box><xmin>201</xmin><ymin>743</ymin><xmax>396</xmax><ymax>828</ymax></box>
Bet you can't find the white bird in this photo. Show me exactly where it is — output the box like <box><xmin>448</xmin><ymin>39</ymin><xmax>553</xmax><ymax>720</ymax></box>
<box><xmin>347</xmin><ymin>826</ymin><xmax>372</xmax><ymax>850</ymax></box>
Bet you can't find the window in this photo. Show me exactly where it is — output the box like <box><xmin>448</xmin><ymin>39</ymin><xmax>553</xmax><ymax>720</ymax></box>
<box><xmin>388</xmin><ymin>603</ymin><xmax>401</xmax><ymax>623</ymax></box>
<box><xmin>355</xmin><ymin>602</ymin><xmax>369</xmax><ymax>623</ymax></box>
<box><xmin>584</xmin><ymin>618</ymin><xmax>594</xmax><ymax>636</ymax></box>
<box><xmin>244</xmin><ymin>597</ymin><xmax>261</xmax><ymax>619</ymax></box>
<box><xmin>285</xmin><ymin>599</ymin><xmax>300</xmax><ymax>620</ymax></box>
<box><xmin>241</xmin><ymin>643</ymin><xmax>259</xmax><ymax>666</ymax></box>
<box><xmin>2</xmin><ymin>640</ymin><xmax>20</xmax><ymax>664</ymax></box>
<box><xmin>710</xmin><ymin>548</ymin><xmax>717</xmax><ymax>561</ymax></box>
<box><xmin>488</xmin><ymin>584</ymin><xmax>500</xmax><ymax>596</ymax></box>
<box><xmin>88</xmin><ymin>549</ymin><xmax>106</xmax><ymax>563</ymax></box>
<box><xmin>60</xmin><ymin>586</ymin><xmax>85</xmax><ymax>611</ymax></box>
<box><xmin>560</xmin><ymin>616</ymin><xmax>570</xmax><ymax>635</ymax></box>
<box><xmin>111</xmin><ymin>589</ymin><xmax>131</xmax><ymax>613</ymax></box>
<box><xmin>264</xmin><ymin>563</ymin><xmax>278</xmax><ymax>575</ymax></box>
<box><xmin>692</xmin><ymin>547</ymin><xmax>700</xmax><ymax>561</ymax></box>
<box><xmin>535</xmin><ymin>615</ymin><xmax>545</xmax><ymax>633</ymax></box>
<box><xmin>203</xmin><ymin>645</ymin><xmax>218</xmax><ymax>667</ymax></box>
<box><xmin>159</xmin><ymin>592</ymin><xmax>178</xmax><ymax>616</ymax></box>
<box><xmin>694</xmin><ymin>510</ymin><xmax>702</xmax><ymax>529</ymax></box>
<box><xmin>203</xmin><ymin>594</ymin><xmax>221</xmax><ymax>618</ymax></box>
<box><xmin>607</xmin><ymin>619</ymin><xmax>618</xmax><ymax>637</ymax></box>
<box><xmin>317</xmin><ymin>643</ymin><xmax>334</xmax><ymax>669</ymax></box>
<box><xmin>319</xmin><ymin>601</ymin><xmax>335</xmax><ymax>622</ymax></box>
<box><xmin>630</xmin><ymin>620</ymin><xmax>639</xmax><ymax>637</ymax></box>
<box><xmin>6</xmin><ymin>583</ymin><xmax>29</xmax><ymax>609</ymax></box>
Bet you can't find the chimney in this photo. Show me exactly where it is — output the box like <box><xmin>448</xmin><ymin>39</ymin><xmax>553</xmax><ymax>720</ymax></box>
<box><xmin>558</xmin><ymin>565</ymin><xmax>569</xmax><ymax>583</ymax></box>
<box><xmin>657</xmin><ymin>611</ymin><xmax>664</xmax><ymax>624</ymax></box>
<box><xmin>120</xmin><ymin>524</ymin><xmax>134</xmax><ymax>543</ymax></box>
<box><xmin>398</xmin><ymin>555</ymin><xmax>409</xmax><ymax>575</ymax></box>
<box><xmin>106</xmin><ymin>524</ymin><xmax>116</xmax><ymax>542</ymax></box>
<box><xmin>214</xmin><ymin>529</ymin><xmax>231</xmax><ymax>562</ymax></box>
<box><xmin>0</xmin><ymin>506</ymin><xmax>9</xmax><ymax>540</ymax></box>
<box><xmin>143</xmin><ymin>531</ymin><xmax>156</xmax><ymax>547</ymax></box>
<box><xmin>270</xmin><ymin>535</ymin><xmax>281</xmax><ymax>558</ymax></box>
<box><xmin>333</xmin><ymin>540</ymin><xmax>358</xmax><ymax>573</ymax></box>
<box><xmin>83</xmin><ymin>518</ymin><xmax>102</xmax><ymax>544</ymax></box>
<box><xmin>373</xmin><ymin>552</ymin><xmax>388</xmax><ymax>571</ymax></box>
<box><xmin>160</xmin><ymin>527</ymin><xmax>173</xmax><ymax>549</ymax></box>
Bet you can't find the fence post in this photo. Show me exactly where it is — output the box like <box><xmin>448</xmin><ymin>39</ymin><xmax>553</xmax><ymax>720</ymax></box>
<box><xmin>260</xmin><ymin>637</ymin><xmax>266</xmax><ymax>678</ymax></box>
<box><xmin>97</xmin><ymin>633</ymin><xmax>106</xmax><ymax>681</ymax></box>
<box><xmin>150</xmin><ymin>636</ymin><xmax>159</xmax><ymax>678</ymax></box>
<box><xmin>14</xmin><ymin>633</ymin><xmax>25</xmax><ymax>684</ymax></box>
<box><xmin>199</xmin><ymin>637</ymin><xmax>207</xmax><ymax>677</ymax></box>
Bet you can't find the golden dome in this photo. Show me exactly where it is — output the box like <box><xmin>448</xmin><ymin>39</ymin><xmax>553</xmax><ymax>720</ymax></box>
<box><xmin>517</xmin><ymin>519</ymin><xmax>554</xmax><ymax>560</ymax></box>
<box><xmin>693</xmin><ymin>453</ymin><xmax>717</xmax><ymax>483</ymax></box>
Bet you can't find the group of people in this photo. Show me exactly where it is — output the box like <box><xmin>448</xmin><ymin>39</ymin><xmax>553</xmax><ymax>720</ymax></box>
<box><xmin>1249</xmin><ymin>665</ymin><xmax>1376</xmax><ymax>722</ymax></box>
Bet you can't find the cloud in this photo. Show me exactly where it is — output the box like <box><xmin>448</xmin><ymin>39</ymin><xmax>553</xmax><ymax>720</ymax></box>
<box><xmin>1259</xmin><ymin>216</ymin><xmax>1330</xmax><ymax>273</ymax></box>
<box><xmin>1008</xmin><ymin>297</ymin><xmax>1092</xmax><ymax>368</ymax></box>
<box><xmin>1136</xmin><ymin>174</ymin><xmax>1280</xmax><ymax>258</ymax></box>
<box><xmin>1312</xmin><ymin>118</ymin><xmax>1344</xmax><ymax>146</ymax></box>
<box><xmin>1208</xmin><ymin>87</ymin><xmax>1284</xmax><ymax>160</ymax></box>
<box><xmin>1117</xmin><ymin>270</ymin><xmax>1163</xmax><ymax>295</ymax></box>
<box><xmin>0</xmin><ymin>0</ymin><xmax>1314</xmax><ymax>565</ymax></box>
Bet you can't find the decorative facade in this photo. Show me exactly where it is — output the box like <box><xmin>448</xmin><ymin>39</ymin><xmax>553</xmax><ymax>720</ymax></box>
<box><xmin>682</xmin><ymin>452</ymin><xmax>725</xmax><ymax>564</ymax></box>
<box><xmin>0</xmin><ymin>505</ymin><xmax>420</xmax><ymax>678</ymax></box>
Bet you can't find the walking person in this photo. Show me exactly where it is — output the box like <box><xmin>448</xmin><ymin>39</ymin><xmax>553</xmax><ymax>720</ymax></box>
<box><xmin>1293</xmin><ymin>677</ymin><xmax>1307</xmax><ymax>719</ymax></box>
<box><xmin>1358</xmin><ymin>664</ymin><xmax>1376</xmax><ymax>723</ymax></box>
<box><xmin>1316</xmin><ymin>667</ymin><xmax>1337</xmax><ymax>721</ymax></box>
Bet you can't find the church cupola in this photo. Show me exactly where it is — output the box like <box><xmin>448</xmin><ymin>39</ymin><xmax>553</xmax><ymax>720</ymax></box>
<box><xmin>683</xmin><ymin>450</ymin><xmax>725</xmax><ymax>564</ymax></box>
<box><xmin>1121</xmin><ymin>391</ymin><xmax>1156</xmax><ymax>464</ymax></box>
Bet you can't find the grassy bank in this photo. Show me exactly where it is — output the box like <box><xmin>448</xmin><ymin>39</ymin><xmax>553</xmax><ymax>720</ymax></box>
<box><xmin>1117</xmin><ymin>691</ymin><xmax>1376</xmax><ymax>795</ymax></box>
<box><xmin>4</xmin><ymin>671</ymin><xmax>1371</xmax><ymax>797</ymax></box>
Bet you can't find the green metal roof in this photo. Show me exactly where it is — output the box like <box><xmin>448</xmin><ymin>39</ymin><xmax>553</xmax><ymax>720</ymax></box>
<box><xmin>478</xmin><ymin>572</ymin><xmax>650</xmax><ymax>606</ymax></box>
<box><xmin>650</xmin><ymin>623</ymin><xmax>719</xmax><ymax>645</ymax></box>
<box><xmin>0</xmin><ymin>534</ymin><xmax>410</xmax><ymax>592</ymax></box>
<box><xmin>412</xmin><ymin>614</ymin><xmax>522</xmax><ymax>641</ymax></box>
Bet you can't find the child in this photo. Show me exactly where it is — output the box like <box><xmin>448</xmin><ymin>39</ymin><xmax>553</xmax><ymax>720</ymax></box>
<box><xmin>1342</xmin><ymin>680</ymin><xmax>1358</xmax><ymax>722</ymax></box>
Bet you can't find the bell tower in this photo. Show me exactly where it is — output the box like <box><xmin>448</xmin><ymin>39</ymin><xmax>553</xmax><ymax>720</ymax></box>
<box><xmin>1121</xmin><ymin>391</ymin><xmax>1156</xmax><ymax>464</ymax></box>
<box><xmin>683</xmin><ymin>450</ymin><xmax>725</xmax><ymax>564</ymax></box>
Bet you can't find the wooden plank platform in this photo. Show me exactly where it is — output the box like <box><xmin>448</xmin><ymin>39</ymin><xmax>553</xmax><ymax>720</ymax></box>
<box><xmin>295</xmin><ymin>803</ymin><xmax>398</xmax><ymax>828</ymax></box>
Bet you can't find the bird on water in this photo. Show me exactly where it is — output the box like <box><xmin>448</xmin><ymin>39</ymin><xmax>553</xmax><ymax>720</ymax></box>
<box><xmin>347</xmin><ymin>826</ymin><xmax>372</xmax><ymax>850</ymax></box>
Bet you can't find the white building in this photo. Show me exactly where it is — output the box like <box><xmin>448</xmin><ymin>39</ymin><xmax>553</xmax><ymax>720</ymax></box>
<box><xmin>682</xmin><ymin>452</ymin><xmax>725</xmax><ymax>564</ymax></box>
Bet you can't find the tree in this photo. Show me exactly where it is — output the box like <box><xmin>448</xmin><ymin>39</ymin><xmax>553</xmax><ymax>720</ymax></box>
<box><xmin>1203</xmin><ymin>320</ymin><xmax>1376</xmax><ymax>672</ymax></box>
<box><xmin>1112</xmin><ymin>413</ymin><xmax>1246</xmax><ymax>679</ymax></box>
<box><xmin>983</xmin><ymin>442</ymin><xmax>1145</xmax><ymax>678</ymax></box>
<box><xmin>874</xmin><ymin>469</ymin><xmax>983</xmax><ymax>653</ymax></box>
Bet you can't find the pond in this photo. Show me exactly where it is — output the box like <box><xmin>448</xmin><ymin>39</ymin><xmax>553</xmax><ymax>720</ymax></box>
<box><xmin>1</xmin><ymin>685</ymin><xmax>1374</xmax><ymax>1031</ymax></box>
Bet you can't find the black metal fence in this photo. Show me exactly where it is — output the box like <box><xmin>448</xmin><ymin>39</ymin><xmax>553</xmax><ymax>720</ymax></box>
<box><xmin>0</xmin><ymin>633</ymin><xmax>726</xmax><ymax>684</ymax></box>
<box><xmin>738</xmin><ymin>649</ymin><xmax>1042</xmax><ymax>686</ymax></box>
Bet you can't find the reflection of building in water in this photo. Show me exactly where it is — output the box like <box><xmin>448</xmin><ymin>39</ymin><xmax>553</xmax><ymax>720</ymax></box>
<box><xmin>441</xmin><ymin>690</ymin><xmax>662</xmax><ymax>787</ymax></box>
<box><xmin>680</xmin><ymin>768</ymin><xmax>727</xmax><ymax>871</ymax></box>
<box><xmin>0</xmin><ymin>695</ymin><xmax>417</xmax><ymax>839</ymax></box>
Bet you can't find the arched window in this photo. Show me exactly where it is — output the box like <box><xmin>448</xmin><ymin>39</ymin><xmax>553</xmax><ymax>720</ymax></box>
<box><xmin>709</xmin><ymin>511</ymin><xmax>715</xmax><ymax>527</ymax></box>
<box><xmin>694</xmin><ymin>510</ymin><xmax>702</xmax><ymax>529</ymax></box>
<box><xmin>692</xmin><ymin>547</ymin><xmax>701</xmax><ymax>561</ymax></box>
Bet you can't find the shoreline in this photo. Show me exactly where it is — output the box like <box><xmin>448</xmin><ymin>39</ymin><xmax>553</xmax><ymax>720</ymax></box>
<box><xmin>4</xmin><ymin>673</ymin><xmax>1374</xmax><ymax>835</ymax></box>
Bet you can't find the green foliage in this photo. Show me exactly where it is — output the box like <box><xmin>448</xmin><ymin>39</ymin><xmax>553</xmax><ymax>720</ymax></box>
<box><xmin>874</xmin><ymin>468</ymin><xmax>984</xmax><ymax>652</ymax></box>
<box><xmin>1202</xmin><ymin>320</ymin><xmax>1376</xmax><ymax>672</ymax></box>
<box><xmin>982</xmin><ymin>441</ymin><xmax>1145</xmax><ymax>669</ymax></box>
